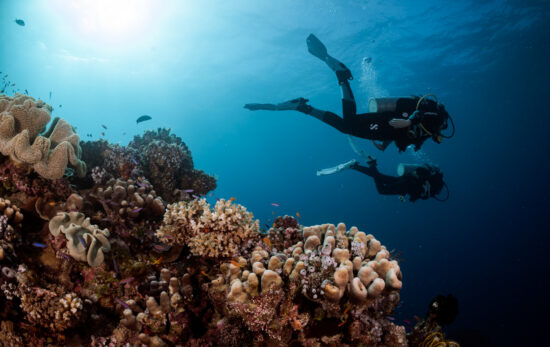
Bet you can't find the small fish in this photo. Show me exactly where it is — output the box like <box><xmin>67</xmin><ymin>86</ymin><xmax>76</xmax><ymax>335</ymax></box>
<box><xmin>192</xmin><ymin>194</ymin><xmax>199</xmax><ymax>199</ymax></box>
<box><xmin>122</xmin><ymin>132</ymin><xmax>127</xmax><ymax>135</ymax></box>
<box><xmin>386</xmin><ymin>316</ymin><xmax>395</xmax><ymax>321</ymax></box>
<box><xmin>343</xmin><ymin>303</ymin><xmax>351</xmax><ymax>315</ymax></box>
<box><xmin>230</xmin><ymin>260</ymin><xmax>244</xmax><ymax>268</ymax></box>
<box><xmin>48</xmin><ymin>201</ymin><xmax>56</xmax><ymax>206</ymax></box>
<box><xmin>272</xmin><ymin>211</ymin><xmax>274</xmax><ymax>215</ymax></box>
<box><xmin>61</xmin><ymin>253</ymin><xmax>71</xmax><ymax>261</ymax></box>
<box><xmin>271</xmin><ymin>202</ymin><xmax>280</xmax><ymax>207</ymax></box>
<box><xmin>113</xmin><ymin>258</ymin><xmax>119</xmax><ymax>273</ymax></box>
<box><xmin>59</xmin><ymin>104</ymin><xmax>62</xmax><ymax>108</ymax></box>
<box><xmin>136</xmin><ymin>115</ymin><xmax>152</xmax><ymax>124</ymax></box>
<box><xmin>413</xmin><ymin>315</ymin><xmax>421</xmax><ymax>322</ymax></box>
<box><xmin>78</xmin><ymin>235</ymin><xmax>87</xmax><ymax>247</ymax></box>
<box><xmin>101</xmin><ymin>132</ymin><xmax>105</xmax><ymax>136</ymax></box>
<box><xmin>209</xmin><ymin>193</ymin><xmax>213</xmax><ymax>197</ymax></box>
<box><xmin>153</xmin><ymin>257</ymin><xmax>163</xmax><ymax>265</ymax></box>
<box><xmin>131</xmin><ymin>207</ymin><xmax>143</xmax><ymax>213</ymax></box>
<box><xmin>118</xmin><ymin>277</ymin><xmax>134</xmax><ymax>285</ymax></box>
<box><xmin>24</xmin><ymin>89</ymin><xmax>28</xmax><ymax>95</ymax></box>
<box><xmin>263</xmin><ymin>237</ymin><xmax>271</xmax><ymax>248</ymax></box>
<box><xmin>10</xmin><ymin>83</ymin><xmax>15</xmax><ymax>86</ymax></box>
<box><xmin>229</xmin><ymin>197</ymin><xmax>236</xmax><ymax>202</ymax></box>
<box><xmin>115</xmin><ymin>298</ymin><xmax>129</xmax><ymax>309</ymax></box>
<box><xmin>200</xmin><ymin>271</ymin><xmax>210</xmax><ymax>278</ymax></box>
<box><xmin>32</xmin><ymin>242</ymin><xmax>47</xmax><ymax>248</ymax></box>
<box><xmin>153</xmin><ymin>244</ymin><xmax>170</xmax><ymax>251</ymax></box>
<box><xmin>403</xmin><ymin>319</ymin><xmax>412</xmax><ymax>325</ymax></box>
<box><xmin>131</xmin><ymin>157</ymin><xmax>138</xmax><ymax>165</ymax></box>
<box><xmin>296</xmin><ymin>212</ymin><xmax>301</xmax><ymax>218</ymax></box>
<box><xmin>15</xmin><ymin>19</ymin><xmax>25</xmax><ymax>26</ymax></box>
<box><xmin>264</xmin><ymin>223</ymin><xmax>270</xmax><ymax>229</ymax></box>
<box><xmin>49</xmin><ymin>91</ymin><xmax>52</xmax><ymax>100</ymax></box>
<box><xmin>272</xmin><ymin>222</ymin><xmax>276</xmax><ymax>228</ymax></box>
<box><xmin>101</xmin><ymin>124</ymin><xmax>107</xmax><ymax>129</ymax></box>
<box><xmin>337</xmin><ymin>320</ymin><xmax>346</xmax><ymax>327</ymax></box>
<box><xmin>184</xmin><ymin>189</ymin><xmax>194</xmax><ymax>193</ymax></box>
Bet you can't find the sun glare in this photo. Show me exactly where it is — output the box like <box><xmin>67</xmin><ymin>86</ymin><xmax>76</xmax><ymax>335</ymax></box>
<box><xmin>54</xmin><ymin>0</ymin><xmax>154</xmax><ymax>45</ymax></box>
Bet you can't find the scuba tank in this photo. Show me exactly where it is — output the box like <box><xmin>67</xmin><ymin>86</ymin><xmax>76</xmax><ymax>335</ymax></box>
<box><xmin>397</xmin><ymin>163</ymin><xmax>424</xmax><ymax>177</ymax></box>
<box><xmin>368</xmin><ymin>97</ymin><xmax>420</xmax><ymax>114</ymax></box>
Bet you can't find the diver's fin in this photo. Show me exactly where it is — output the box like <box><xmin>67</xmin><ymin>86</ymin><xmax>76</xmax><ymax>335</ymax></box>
<box><xmin>307</xmin><ymin>34</ymin><xmax>329</xmax><ymax>62</ymax></box>
<box><xmin>307</xmin><ymin>34</ymin><xmax>353</xmax><ymax>82</ymax></box>
<box><xmin>317</xmin><ymin>159</ymin><xmax>357</xmax><ymax>176</ymax></box>
<box><xmin>245</xmin><ymin>98</ymin><xmax>312</xmax><ymax>113</ymax></box>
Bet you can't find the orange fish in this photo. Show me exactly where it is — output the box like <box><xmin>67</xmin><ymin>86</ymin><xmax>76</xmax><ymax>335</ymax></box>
<box><xmin>296</xmin><ymin>212</ymin><xmax>301</xmax><ymax>218</ymax></box>
<box><xmin>230</xmin><ymin>260</ymin><xmax>244</xmax><ymax>268</ymax></box>
<box><xmin>153</xmin><ymin>257</ymin><xmax>163</xmax><ymax>265</ymax></box>
<box><xmin>272</xmin><ymin>211</ymin><xmax>274</xmax><ymax>215</ymax></box>
<box><xmin>272</xmin><ymin>222</ymin><xmax>276</xmax><ymax>228</ymax></box>
<box><xmin>48</xmin><ymin>201</ymin><xmax>56</xmax><ymax>206</ymax></box>
<box><xmin>337</xmin><ymin>320</ymin><xmax>346</xmax><ymax>327</ymax></box>
<box><xmin>263</xmin><ymin>237</ymin><xmax>271</xmax><ymax>248</ymax></box>
<box><xmin>201</xmin><ymin>271</ymin><xmax>210</xmax><ymax>278</ymax></box>
<box><xmin>343</xmin><ymin>303</ymin><xmax>351</xmax><ymax>315</ymax></box>
<box><xmin>229</xmin><ymin>197</ymin><xmax>236</xmax><ymax>202</ymax></box>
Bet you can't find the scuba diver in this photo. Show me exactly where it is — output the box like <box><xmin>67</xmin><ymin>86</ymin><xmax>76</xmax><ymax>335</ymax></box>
<box><xmin>317</xmin><ymin>157</ymin><xmax>448</xmax><ymax>202</ymax></box>
<box><xmin>245</xmin><ymin>34</ymin><xmax>454</xmax><ymax>152</ymax></box>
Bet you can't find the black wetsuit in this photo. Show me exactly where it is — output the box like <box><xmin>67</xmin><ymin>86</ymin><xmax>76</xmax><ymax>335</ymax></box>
<box><xmin>352</xmin><ymin>164</ymin><xmax>437</xmax><ymax>201</ymax></box>
<box><xmin>312</xmin><ymin>84</ymin><xmax>448</xmax><ymax>151</ymax></box>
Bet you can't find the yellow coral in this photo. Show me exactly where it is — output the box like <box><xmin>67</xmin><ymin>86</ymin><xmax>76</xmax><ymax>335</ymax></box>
<box><xmin>0</xmin><ymin>93</ymin><xmax>86</xmax><ymax>179</ymax></box>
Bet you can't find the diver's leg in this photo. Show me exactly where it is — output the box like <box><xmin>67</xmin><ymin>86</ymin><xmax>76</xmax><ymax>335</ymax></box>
<box><xmin>306</xmin><ymin>34</ymin><xmax>357</xmax><ymax>120</ymax></box>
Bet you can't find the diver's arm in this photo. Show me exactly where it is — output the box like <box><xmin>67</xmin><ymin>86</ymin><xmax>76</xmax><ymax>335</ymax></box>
<box><xmin>389</xmin><ymin>110</ymin><xmax>420</xmax><ymax>128</ymax></box>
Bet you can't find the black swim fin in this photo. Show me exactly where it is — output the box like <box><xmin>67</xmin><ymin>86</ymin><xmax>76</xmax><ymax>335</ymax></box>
<box><xmin>307</xmin><ymin>34</ymin><xmax>329</xmax><ymax>62</ymax></box>
<box><xmin>306</xmin><ymin>33</ymin><xmax>353</xmax><ymax>82</ymax></box>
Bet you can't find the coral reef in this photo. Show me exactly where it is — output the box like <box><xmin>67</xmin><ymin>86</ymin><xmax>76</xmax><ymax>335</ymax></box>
<box><xmin>0</xmin><ymin>94</ymin><xmax>86</xmax><ymax>179</ymax></box>
<box><xmin>156</xmin><ymin>198</ymin><xmax>260</xmax><ymax>258</ymax></box>
<box><xmin>0</xmin><ymin>94</ymin><xmax>427</xmax><ymax>346</ymax></box>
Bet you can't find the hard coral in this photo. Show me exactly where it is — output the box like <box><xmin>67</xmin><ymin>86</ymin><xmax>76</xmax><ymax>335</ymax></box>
<box><xmin>129</xmin><ymin>128</ymin><xmax>216</xmax><ymax>202</ymax></box>
<box><xmin>207</xmin><ymin>222</ymin><xmax>405</xmax><ymax>346</ymax></box>
<box><xmin>156</xmin><ymin>198</ymin><xmax>260</xmax><ymax>258</ymax></box>
<box><xmin>0</xmin><ymin>94</ymin><xmax>86</xmax><ymax>179</ymax></box>
<box><xmin>19</xmin><ymin>286</ymin><xmax>83</xmax><ymax>332</ymax></box>
<box><xmin>49</xmin><ymin>212</ymin><xmax>111</xmax><ymax>267</ymax></box>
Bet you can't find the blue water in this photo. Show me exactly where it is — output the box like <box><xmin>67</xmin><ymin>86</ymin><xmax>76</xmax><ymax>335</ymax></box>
<box><xmin>1</xmin><ymin>0</ymin><xmax>549</xmax><ymax>345</ymax></box>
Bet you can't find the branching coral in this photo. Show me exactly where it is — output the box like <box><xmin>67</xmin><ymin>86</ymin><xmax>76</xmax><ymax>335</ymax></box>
<box><xmin>49</xmin><ymin>212</ymin><xmax>111</xmax><ymax>267</ymax></box>
<box><xmin>156</xmin><ymin>198</ymin><xmax>260</xmax><ymax>258</ymax></box>
<box><xmin>19</xmin><ymin>286</ymin><xmax>84</xmax><ymax>332</ymax></box>
<box><xmin>0</xmin><ymin>94</ymin><xmax>86</xmax><ymax>179</ymax></box>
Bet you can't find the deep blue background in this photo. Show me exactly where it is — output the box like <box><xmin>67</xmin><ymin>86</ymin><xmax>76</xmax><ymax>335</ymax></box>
<box><xmin>1</xmin><ymin>0</ymin><xmax>549</xmax><ymax>345</ymax></box>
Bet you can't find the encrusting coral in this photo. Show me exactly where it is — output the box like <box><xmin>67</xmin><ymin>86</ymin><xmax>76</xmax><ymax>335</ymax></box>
<box><xmin>156</xmin><ymin>198</ymin><xmax>260</xmax><ymax>258</ymax></box>
<box><xmin>0</xmin><ymin>94</ymin><xmax>86</xmax><ymax>179</ymax></box>
<box><xmin>49</xmin><ymin>211</ymin><xmax>111</xmax><ymax>267</ymax></box>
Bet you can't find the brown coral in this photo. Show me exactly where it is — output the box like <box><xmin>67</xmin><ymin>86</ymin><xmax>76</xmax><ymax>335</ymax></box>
<box><xmin>0</xmin><ymin>94</ymin><xmax>86</xmax><ymax>179</ymax></box>
<box><xmin>19</xmin><ymin>286</ymin><xmax>83</xmax><ymax>332</ymax></box>
<box><xmin>156</xmin><ymin>198</ymin><xmax>260</xmax><ymax>258</ymax></box>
